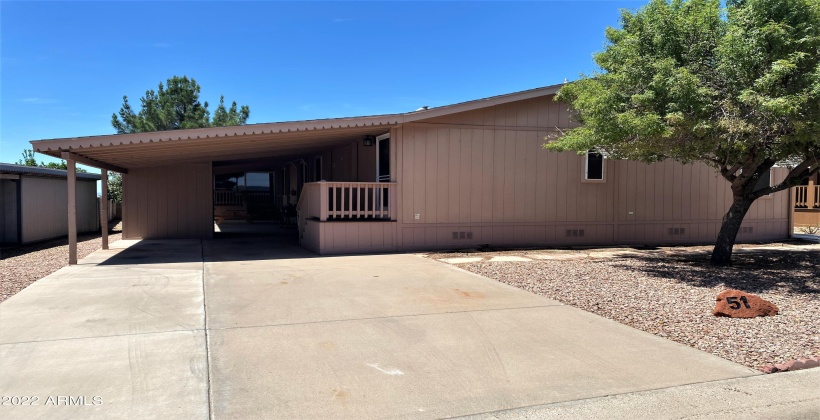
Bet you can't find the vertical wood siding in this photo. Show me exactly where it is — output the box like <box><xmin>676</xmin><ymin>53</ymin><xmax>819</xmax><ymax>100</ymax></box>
<box><xmin>1</xmin><ymin>180</ymin><xmax>19</xmax><ymax>243</ymax></box>
<box><xmin>393</xmin><ymin>95</ymin><xmax>790</xmax><ymax>250</ymax></box>
<box><xmin>308</xmin><ymin>220</ymin><xmax>397</xmax><ymax>254</ymax></box>
<box><xmin>122</xmin><ymin>163</ymin><xmax>212</xmax><ymax>239</ymax></box>
<box><xmin>20</xmin><ymin>177</ymin><xmax>99</xmax><ymax>243</ymax></box>
<box><xmin>357</xmin><ymin>138</ymin><xmax>377</xmax><ymax>182</ymax></box>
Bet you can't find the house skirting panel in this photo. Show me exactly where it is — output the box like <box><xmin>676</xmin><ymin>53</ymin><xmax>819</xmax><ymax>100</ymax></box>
<box><xmin>394</xmin><ymin>219</ymin><xmax>789</xmax><ymax>250</ymax></box>
<box><xmin>794</xmin><ymin>209</ymin><xmax>820</xmax><ymax>227</ymax></box>
<box><xmin>304</xmin><ymin>220</ymin><xmax>398</xmax><ymax>255</ymax></box>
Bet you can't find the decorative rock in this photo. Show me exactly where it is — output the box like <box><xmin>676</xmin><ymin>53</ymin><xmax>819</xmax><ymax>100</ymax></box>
<box><xmin>713</xmin><ymin>289</ymin><xmax>779</xmax><ymax>318</ymax></box>
<box><xmin>760</xmin><ymin>356</ymin><xmax>820</xmax><ymax>374</ymax></box>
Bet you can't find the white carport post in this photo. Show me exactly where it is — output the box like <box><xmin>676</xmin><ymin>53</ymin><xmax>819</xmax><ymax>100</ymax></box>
<box><xmin>100</xmin><ymin>169</ymin><xmax>109</xmax><ymax>250</ymax></box>
<box><xmin>67</xmin><ymin>157</ymin><xmax>77</xmax><ymax>265</ymax></box>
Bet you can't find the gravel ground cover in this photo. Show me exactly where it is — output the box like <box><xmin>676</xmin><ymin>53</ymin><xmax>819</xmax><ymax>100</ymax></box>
<box><xmin>0</xmin><ymin>222</ymin><xmax>122</xmax><ymax>303</ymax></box>
<box><xmin>426</xmin><ymin>242</ymin><xmax>819</xmax><ymax>370</ymax></box>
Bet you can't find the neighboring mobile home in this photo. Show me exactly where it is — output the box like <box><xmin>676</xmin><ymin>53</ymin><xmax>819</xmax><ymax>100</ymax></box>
<box><xmin>793</xmin><ymin>173</ymin><xmax>819</xmax><ymax>228</ymax></box>
<box><xmin>0</xmin><ymin>163</ymin><xmax>100</xmax><ymax>245</ymax></box>
<box><xmin>31</xmin><ymin>84</ymin><xmax>792</xmax><ymax>256</ymax></box>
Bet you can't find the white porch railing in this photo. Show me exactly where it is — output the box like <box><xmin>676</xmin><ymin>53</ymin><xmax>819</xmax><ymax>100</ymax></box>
<box><xmin>815</xmin><ymin>185</ymin><xmax>820</xmax><ymax>208</ymax></box>
<box><xmin>214</xmin><ymin>190</ymin><xmax>243</xmax><ymax>205</ymax></box>
<box><xmin>297</xmin><ymin>181</ymin><xmax>397</xmax><ymax>222</ymax></box>
<box><xmin>794</xmin><ymin>185</ymin><xmax>819</xmax><ymax>209</ymax></box>
<box><xmin>214</xmin><ymin>190</ymin><xmax>274</xmax><ymax>206</ymax></box>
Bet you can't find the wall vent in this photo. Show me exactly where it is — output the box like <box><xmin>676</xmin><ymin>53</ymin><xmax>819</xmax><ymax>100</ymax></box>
<box><xmin>566</xmin><ymin>229</ymin><xmax>585</xmax><ymax>238</ymax></box>
<box><xmin>452</xmin><ymin>231</ymin><xmax>474</xmax><ymax>240</ymax></box>
<box><xmin>740</xmin><ymin>226</ymin><xmax>754</xmax><ymax>234</ymax></box>
<box><xmin>667</xmin><ymin>227</ymin><xmax>686</xmax><ymax>236</ymax></box>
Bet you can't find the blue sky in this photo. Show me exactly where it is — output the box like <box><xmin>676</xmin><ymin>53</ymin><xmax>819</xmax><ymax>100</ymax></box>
<box><xmin>1</xmin><ymin>1</ymin><xmax>645</xmax><ymax>167</ymax></box>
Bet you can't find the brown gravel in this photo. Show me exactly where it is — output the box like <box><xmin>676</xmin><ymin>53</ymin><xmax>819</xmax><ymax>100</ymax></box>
<box><xmin>427</xmin><ymin>242</ymin><xmax>820</xmax><ymax>371</ymax></box>
<box><xmin>0</xmin><ymin>222</ymin><xmax>122</xmax><ymax>303</ymax></box>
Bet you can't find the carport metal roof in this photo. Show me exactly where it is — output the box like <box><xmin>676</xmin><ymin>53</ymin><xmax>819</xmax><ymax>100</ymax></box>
<box><xmin>30</xmin><ymin>84</ymin><xmax>561</xmax><ymax>172</ymax></box>
<box><xmin>0</xmin><ymin>163</ymin><xmax>101</xmax><ymax>180</ymax></box>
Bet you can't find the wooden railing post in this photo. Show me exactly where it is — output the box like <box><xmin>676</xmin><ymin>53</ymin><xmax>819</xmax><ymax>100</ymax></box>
<box><xmin>389</xmin><ymin>184</ymin><xmax>397</xmax><ymax>221</ymax></box>
<box><xmin>319</xmin><ymin>181</ymin><xmax>329</xmax><ymax>221</ymax></box>
<box><xmin>815</xmin><ymin>185</ymin><xmax>820</xmax><ymax>208</ymax></box>
<box><xmin>808</xmin><ymin>180</ymin><xmax>817</xmax><ymax>208</ymax></box>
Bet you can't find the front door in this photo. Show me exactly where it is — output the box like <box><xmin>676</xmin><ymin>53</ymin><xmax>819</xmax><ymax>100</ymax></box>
<box><xmin>376</xmin><ymin>134</ymin><xmax>390</xmax><ymax>211</ymax></box>
<box><xmin>376</xmin><ymin>134</ymin><xmax>390</xmax><ymax>182</ymax></box>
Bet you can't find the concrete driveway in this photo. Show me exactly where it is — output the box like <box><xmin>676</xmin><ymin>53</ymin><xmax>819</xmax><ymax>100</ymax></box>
<box><xmin>1</xmin><ymin>232</ymin><xmax>764</xmax><ymax>419</ymax></box>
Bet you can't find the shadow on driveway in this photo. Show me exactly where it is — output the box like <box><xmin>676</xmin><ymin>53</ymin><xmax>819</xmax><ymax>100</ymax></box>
<box><xmin>96</xmin><ymin>225</ymin><xmax>317</xmax><ymax>266</ymax></box>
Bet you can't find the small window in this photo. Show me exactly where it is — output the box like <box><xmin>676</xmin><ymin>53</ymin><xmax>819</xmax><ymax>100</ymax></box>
<box><xmin>245</xmin><ymin>172</ymin><xmax>271</xmax><ymax>192</ymax></box>
<box><xmin>215</xmin><ymin>173</ymin><xmax>244</xmax><ymax>191</ymax></box>
<box><xmin>585</xmin><ymin>150</ymin><xmax>604</xmax><ymax>181</ymax></box>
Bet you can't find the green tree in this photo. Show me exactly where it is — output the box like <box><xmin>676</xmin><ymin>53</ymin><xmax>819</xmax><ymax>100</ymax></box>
<box><xmin>548</xmin><ymin>0</ymin><xmax>820</xmax><ymax>265</ymax></box>
<box><xmin>16</xmin><ymin>149</ymin><xmax>87</xmax><ymax>172</ymax></box>
<box><xmin>111</xmin><ymin>75</ymin><xmax>250</xmax><ymax>134</ymax></box>
<box><xmin>17</xmin><ymin>149</ymin><xmax>37</xmax><ymax>166</ymax></box>
<box><xmin>107</xmin><ymin>172</ymin><xmax>123</xmax><ymax>203</ymax></box>
<box><xmin>211</xmin><ymin>95</ymin><xmax>250</xmax><ymax>127</ymax></box>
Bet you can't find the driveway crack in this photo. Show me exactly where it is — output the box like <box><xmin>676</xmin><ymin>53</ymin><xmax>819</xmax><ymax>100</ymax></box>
<box><xmin>201</xmin><ymin>239</ymin><xmax>213</xmax><ymax>420</ymax></box>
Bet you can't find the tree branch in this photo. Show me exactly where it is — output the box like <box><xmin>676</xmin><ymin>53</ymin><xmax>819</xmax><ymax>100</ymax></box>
<box><xmin>751</xmin><ymin>157</ymin><xmax>820</xmax><ymax>199</ymax></box>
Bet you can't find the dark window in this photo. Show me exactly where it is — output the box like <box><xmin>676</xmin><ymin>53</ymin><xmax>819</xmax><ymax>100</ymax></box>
<box><xmin>215</xmin><ymin>173</ymin><xmax>244</xmax><ymax>191</ymax></box>
<box><xmin>314</xmin><ymin>157</ymin><xmax>322</xmax><ymax>181</ymax></box>
<box><xmin>586</xmin><ymin>151</ymin><xmax>604</xmax><ymax>180</ymax></box>
<box><xmin>245</xmin><ymin>172</ymin><xmax>271</xmax><ymax>192</ymax></box>
<box><xmin>754</xmin><ymin>169</ymin><xmax>771</xmax><ymax>193</ymax></box>
<box><xmin>378</xmin><ymin>137</ymin><xmax>390</xmax><ymax>182</ymax></box>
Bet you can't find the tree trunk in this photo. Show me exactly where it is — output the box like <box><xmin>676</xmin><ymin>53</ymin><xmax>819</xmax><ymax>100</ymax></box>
<box><xmin>710</xmin><ymin>196</ymin><xmax>755</xmax><ymax>266</ymax></box>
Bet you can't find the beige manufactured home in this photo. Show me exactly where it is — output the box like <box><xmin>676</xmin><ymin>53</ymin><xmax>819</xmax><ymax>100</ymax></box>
<box><xmin>31</xmin><ymin>85</ymin><xmax>792</xmax><ymax>259</ymax></box>
<box><xmin>0</xmin><ymin>164</ymin><xmax>100</xmax><ymax>245</ymax></box>
<box><xmin>793</xmin><ymin>173</ymin><xmax>819</xmax><ymax>228</ymax></box>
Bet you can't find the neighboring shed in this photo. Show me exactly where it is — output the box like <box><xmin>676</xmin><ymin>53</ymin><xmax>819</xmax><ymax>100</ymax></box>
<box><xmin>0</xmin><ymin>163</ymin><xmax>100</xmax><ymax>245</ymax></box>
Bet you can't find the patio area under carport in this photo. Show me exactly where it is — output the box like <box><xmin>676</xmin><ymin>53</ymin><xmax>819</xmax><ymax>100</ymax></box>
<box><xmin>0</xmin><ymin>236</ymin><xmax>762</xmax><ymax>419</ymax></box>
<box><xmin>30</xmin><ymin>115</ymin><xmax>404</xmax><ymax>264</ymax></box>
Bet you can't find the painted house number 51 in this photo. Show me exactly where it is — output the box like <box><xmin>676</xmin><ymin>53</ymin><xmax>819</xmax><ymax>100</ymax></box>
<box><xmin>726</xmin><ymin>296</ymin><xmax>751</xmax><ymax>310</ymax></box>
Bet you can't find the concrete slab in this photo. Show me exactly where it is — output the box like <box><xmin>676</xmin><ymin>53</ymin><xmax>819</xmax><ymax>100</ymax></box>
<box><xmin>2</xmin><ymin>235</ymin><xmax>773</xmax><ymax>419</ymax></box>
<box><xmin>439</xmin><ymin>257</ymin><xmax>484</xmax><ymax>264</ymax></box>
<box><xmin>205</xmin><ymin>253</ymin><xmax>556</xmax><ymax>330</ymax></box>
<box><xmin>0</xmin><ymin>331</ymin><xmax>208</xmax><ymax>420</ymax></box>
<box><xmin>488</xmin><ymin>256</ymin><xmax>532</xmax><ymax>262</ymax></box>
<box><xmin>0</xmin><ymin>268</ymin><xmax>203</xmax><ymax>343</ymax></box>
<box><xmin>0</xmin><ymin>239</ymin><xmax>208</xmax><ymax>419</ymax></box>
<box><xmin>208</xmin><ymin>305</ymin><xmax>756</xmax><ymax>419</ymax></box>
<box><xmin>455</xmin><ymin>368</ymin><xmax>820</xmax><ymax>420</ymax></box>
<box><xmin>526</xmin><ymin>253</ymin><xmax>588</xmax><ymax>260</ymax></box>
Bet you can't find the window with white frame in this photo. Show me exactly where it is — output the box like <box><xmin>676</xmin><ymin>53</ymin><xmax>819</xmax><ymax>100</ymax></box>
<box><xmin>585</xmin><ymin>150</ymin><xmax>605</xmax><ymax>181</ymax></box>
